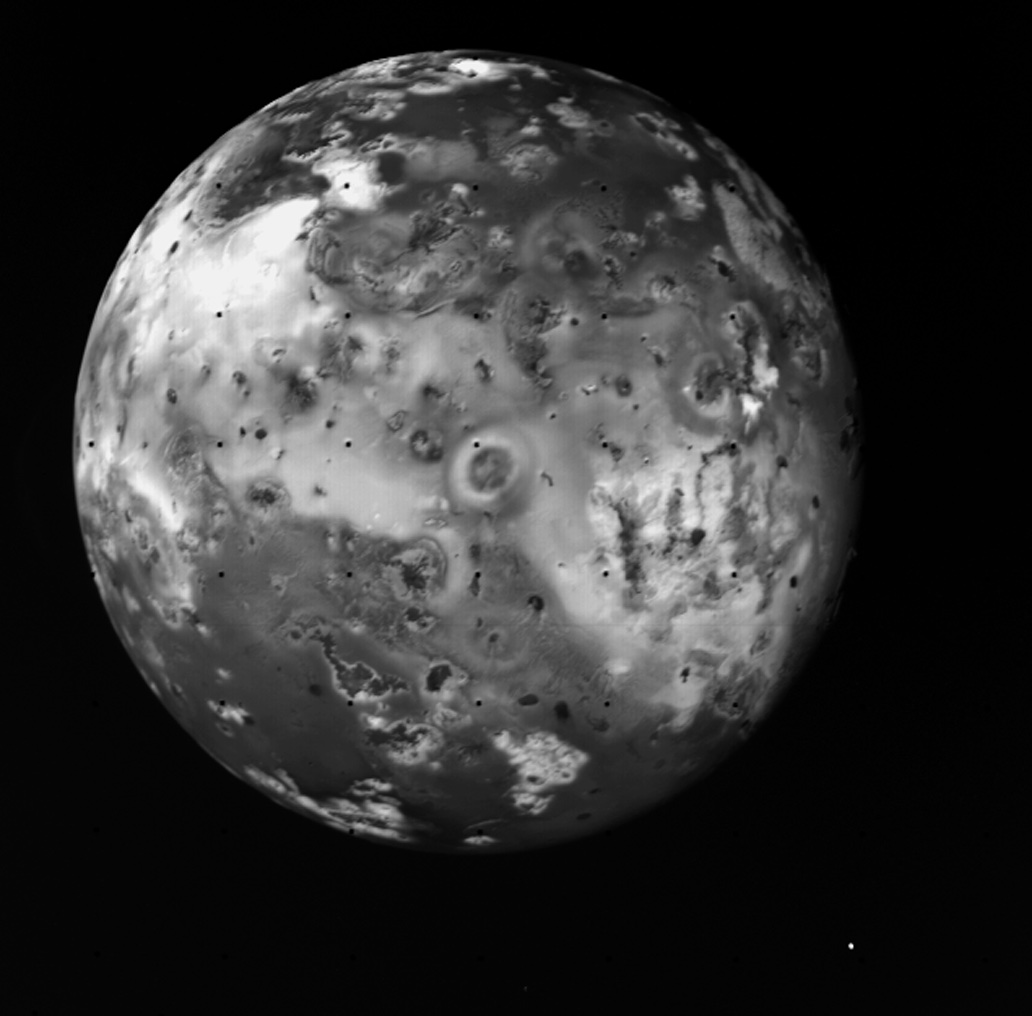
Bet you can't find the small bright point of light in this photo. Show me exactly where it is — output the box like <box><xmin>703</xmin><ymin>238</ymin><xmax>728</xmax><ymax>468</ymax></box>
<box><xmin>848</xmin><ymin>943</ymin><xmax>854</xmax><ymax>950</ymax></box>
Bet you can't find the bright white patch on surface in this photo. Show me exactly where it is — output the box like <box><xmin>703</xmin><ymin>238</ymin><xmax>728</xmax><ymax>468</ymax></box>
<box><xmin>244</xmin><ymin>766</ymin><xmax>415</xmax><ymax>842</ymax></box>
<box><xmin>713</xmin><ymin>184</ymin><xmax>792</xmax><ymax>292</ymax></box>
<box><xmin>449</xmin><ymin>58</ymin><xmax>504</xmax><ymax>80</ymax></box>
<box><xmin>207</xmin><ymin>700</ymin><xmax>251</xmax><ymax>726</ymax></box>
<box><xmin>463</xmin><ymin>833</ymin><xmax>500</xmax><ymax>846</ymax></box>
<box><xmin>546</xmin><ymin>101</ymin><xmax>593</xmax><ymax>130</ymax></box>
<box><xmin>310</xmin><ymin>152</ymin><xmax>384</xmax><ymax>211</ymax></box>
<box><xmin>491</xmin><ymin>729</ymin><xmax>588</xmax><ymax>815</ymax></box>
<box><xmin>668</xmin><ymin>175</ymin><xmax>706</xmax><ymax>219</ymax></box>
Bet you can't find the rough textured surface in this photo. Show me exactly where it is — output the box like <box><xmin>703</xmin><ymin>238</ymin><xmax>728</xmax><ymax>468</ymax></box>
<box><xmin>73</xmin><ymin>50</ymin><xmax>863</xmax><ymax>852</ymax></box>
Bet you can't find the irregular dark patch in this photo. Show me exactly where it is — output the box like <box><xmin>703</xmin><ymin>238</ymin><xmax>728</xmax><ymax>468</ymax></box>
<box><xmin>376</xmin><ymin>151</ymin><xmax>407</xmax><ymax>186</ymax></box>
<box><xmin>245</xmin><ymin>478</ymin><xmax>291</xmax><ymax>513</ymax></box>
<box><xmin>426</xmin><ymin>663</ymin><xmax>452</xmax><ymax>693</ymax></box>
<box><xmin>613</xmin><ymin>498</ymin><xmax>645</xmax><ymax>589</ymax></box>
<box><xmin>468</xmin><ymin>448</ymin><xmax>512</xmax><ymax>491</ymax></box>
<box><xmin>410</xmin><ymin>428</ymin><xmax>444</xmax><ymax>461</ymax></box>
<box><xmin>318</xmin><ymin>333</ymin><xmax>364</xmax><ymax>382</ymax></box>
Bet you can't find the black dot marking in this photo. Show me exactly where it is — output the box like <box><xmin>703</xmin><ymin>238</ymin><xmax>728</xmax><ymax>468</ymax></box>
<box><xmin>603</xmin><ymin>700</ymin><xmax>611</xmax><ymax>708</ymax></box>
<box><xmin>216</xmin><ymin>311</ymin><xmax>222</xmax><ymax>318</ymax></box>
<box><xmin>776</xmin><ymin>455</ymin><xmax>788</xmax><ymax>469</ymax></box>
<box><xmin>326</xmin><ymin>419</ymin><xmax>335</xmax><ymax>429</ymax></box>
<box><xmin>345</xmin><ymin>439</ymin><xmax>352</xmax><ymax>448</ymax></box>
<box><xmin>690</xmin><ymin>528</ymin><xmax>705</xmax><ymax>546</ymax></box>
<box><xmin>554</xmin><ymin>701</ymin><xmax>570</xmax><ymax>721</ymax></box>
<box><xmin>790</xmin><ymin>576</ymin><xmax>798</xmax><ymax>588</ymax></box>
<box><xmin>309</xmin><ymin>684</ymin><xmax>322</xmax><ymax>696</ymax></box>
<box><xmin>517</xmin><ymin>694</ymin><xmax>539</xmax><ymax>706</ymax></box>
<box><xmin>615</xmin><ymin>375</ymin><xmax>632</xmax><ymax>396</ymax></box>
<box><xmin>527</xmin><ymin>594</ymin><xmax>544</xmax><ymax>611</ymax></box>
<box><xmin>218</xmin><ymin>571</ymin><xmax>225</xmax><ymax>578</ymax></box>
<box><xmin>167</xmin><ymin>388</ymin><xmax>177</xmax><ymax>404</ymax></box>
<box><xmin>812</xmin><ymin>495</ymin><xmax>820</xmax><ymax>509</ymax></box>
<box><xmin>216</xmin><ymin>441</ymin><xmax>223</xmax><ymax>448</ymax></box>
<box><xmin>571</xmin><ymin>318</ymin><xmax>579</xmax><ymax>326</ymax></box>
<box><xmin>255</xmin><ymin>428</ymin><xmax>267</xmax><ymax>440</ymax></box>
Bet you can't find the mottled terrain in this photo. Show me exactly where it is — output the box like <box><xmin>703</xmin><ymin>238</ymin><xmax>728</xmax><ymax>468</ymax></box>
<box><xmin>74</xmin><ymin>50</ymin><xmax>863</xmax><ymax>852</ymax></box>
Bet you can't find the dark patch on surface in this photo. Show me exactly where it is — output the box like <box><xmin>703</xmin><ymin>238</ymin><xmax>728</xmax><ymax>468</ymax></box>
<box><xmin>517</xmin><ymin>694</ymin><xmax>539</xmax><ymax>706</ymax></box>
<box><xmin>690</xmin><ymin>527</ymin><xmax>706</xmax><ymax>547</ymax></box>
<box><xmin>376</xmin><ymin>151</ymin><xmax>407</xmax><ymax>186</ymax></box>
<box><xmin>554</xmin><ymin>700</ymin><xmax>570</xmax><ymax>721</ymax></box>
<box><xmin>284</xmin><ymin>372</ymin><xmax>319</xmax><ymax>412</ymax></box>
<box><xmin>206</xmin><ymin>126</ymin><xmax>331</xmax><ymax>223</ymax></box>
<box><xmin>703</xmin><ymin>571</ymin><xmax>721</xmax><ymax>599</ymax></box>
<box><xmin>613</xmin><ymin>498</ymin><xmax>645</xmax><ymax>589</ymax></box>
<box><xmin>468</xmin><ymin>448</ymin><xmax>512</xmax><ymax>491</ymax></box>
<box><xmin>387</xmin><ymin>410</ymin><xmax>407</xmax><ymax>432</ymax></box>
<box><xmin>410</xmin><ymin>428</ymin><xmax>444</xmax><ymax>461</ymax></box>
<box><xmin>426</xmin><ymin>663</ymin><xmax>452</xmax><ymax>692</ymax></box>
<box><xmin>386</xmin><ymin>540</ymin><xmax>445</xmax><ymax>598</ymax></box>
<box><xmin>318</xmin><ymin>333</ymin><xmax>364</xmax><ymax>382</ymax></box>
<box><xmin>245</xmin><ymin>479</ymin><xmax>290</xmax><ymax>512</ymax></box>
<box><xmin>614</xmin><ymin>374</ymin><xmax>632</xmax><ymax>396</ymax></box>
<box><xmin>721</xmin><ymin>506</ymin><xmax>747</xmax><ymax>541</ymax></box>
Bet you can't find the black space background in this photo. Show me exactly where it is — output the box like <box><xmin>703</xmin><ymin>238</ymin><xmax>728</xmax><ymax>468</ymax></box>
<box><xmin>8</xmin><ymin>15</ymin><xmax>1018</xmax><ymax>1012</ymax></box>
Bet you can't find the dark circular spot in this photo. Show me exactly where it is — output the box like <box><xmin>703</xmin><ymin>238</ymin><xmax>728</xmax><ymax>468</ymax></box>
<box><xmin>812</xmin><ymin>495</ymin><xmax>820</xmax><ymax>509</ymax></box>
<box><xmin>517</xmin><ymin>694</ymin><xmax>539</xmax><ymax>706</ymax></box>
<box><xmin>166</xmin><ymin>388</ymin><xmax>177</xmax><ymax>404</ymax></box>
<box><xmin>527</xmin><ymin>594</ymin><xmax>544</xmax><ymax>611</ymax></box>
<box><xmin>615</xmin><ymin>375</ymin><xmax>632</xmax><ymax>396</ymax></box>
<box><xmin>255</xmin><ymin>428</ymin><xmax>267</xmax><ymax>440</ymax></box>
<box><xmin>790</xmin><ymin>576</ymin><xmax>798</xmax><ymax>588</ymax></box>
<box><xmin>690</xmin><ymin>528</ymin><xmax>706</xmax><ymax>546</ymax></box>
<box><xmin>554</xmin><ymin>700</ymin><xmax>570</xmax><ymax>721</ymax></box>
<box><xmin>308</xmin><ymin>684</ymin><xmax>323</xmax><ymax>696</ymax></box>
